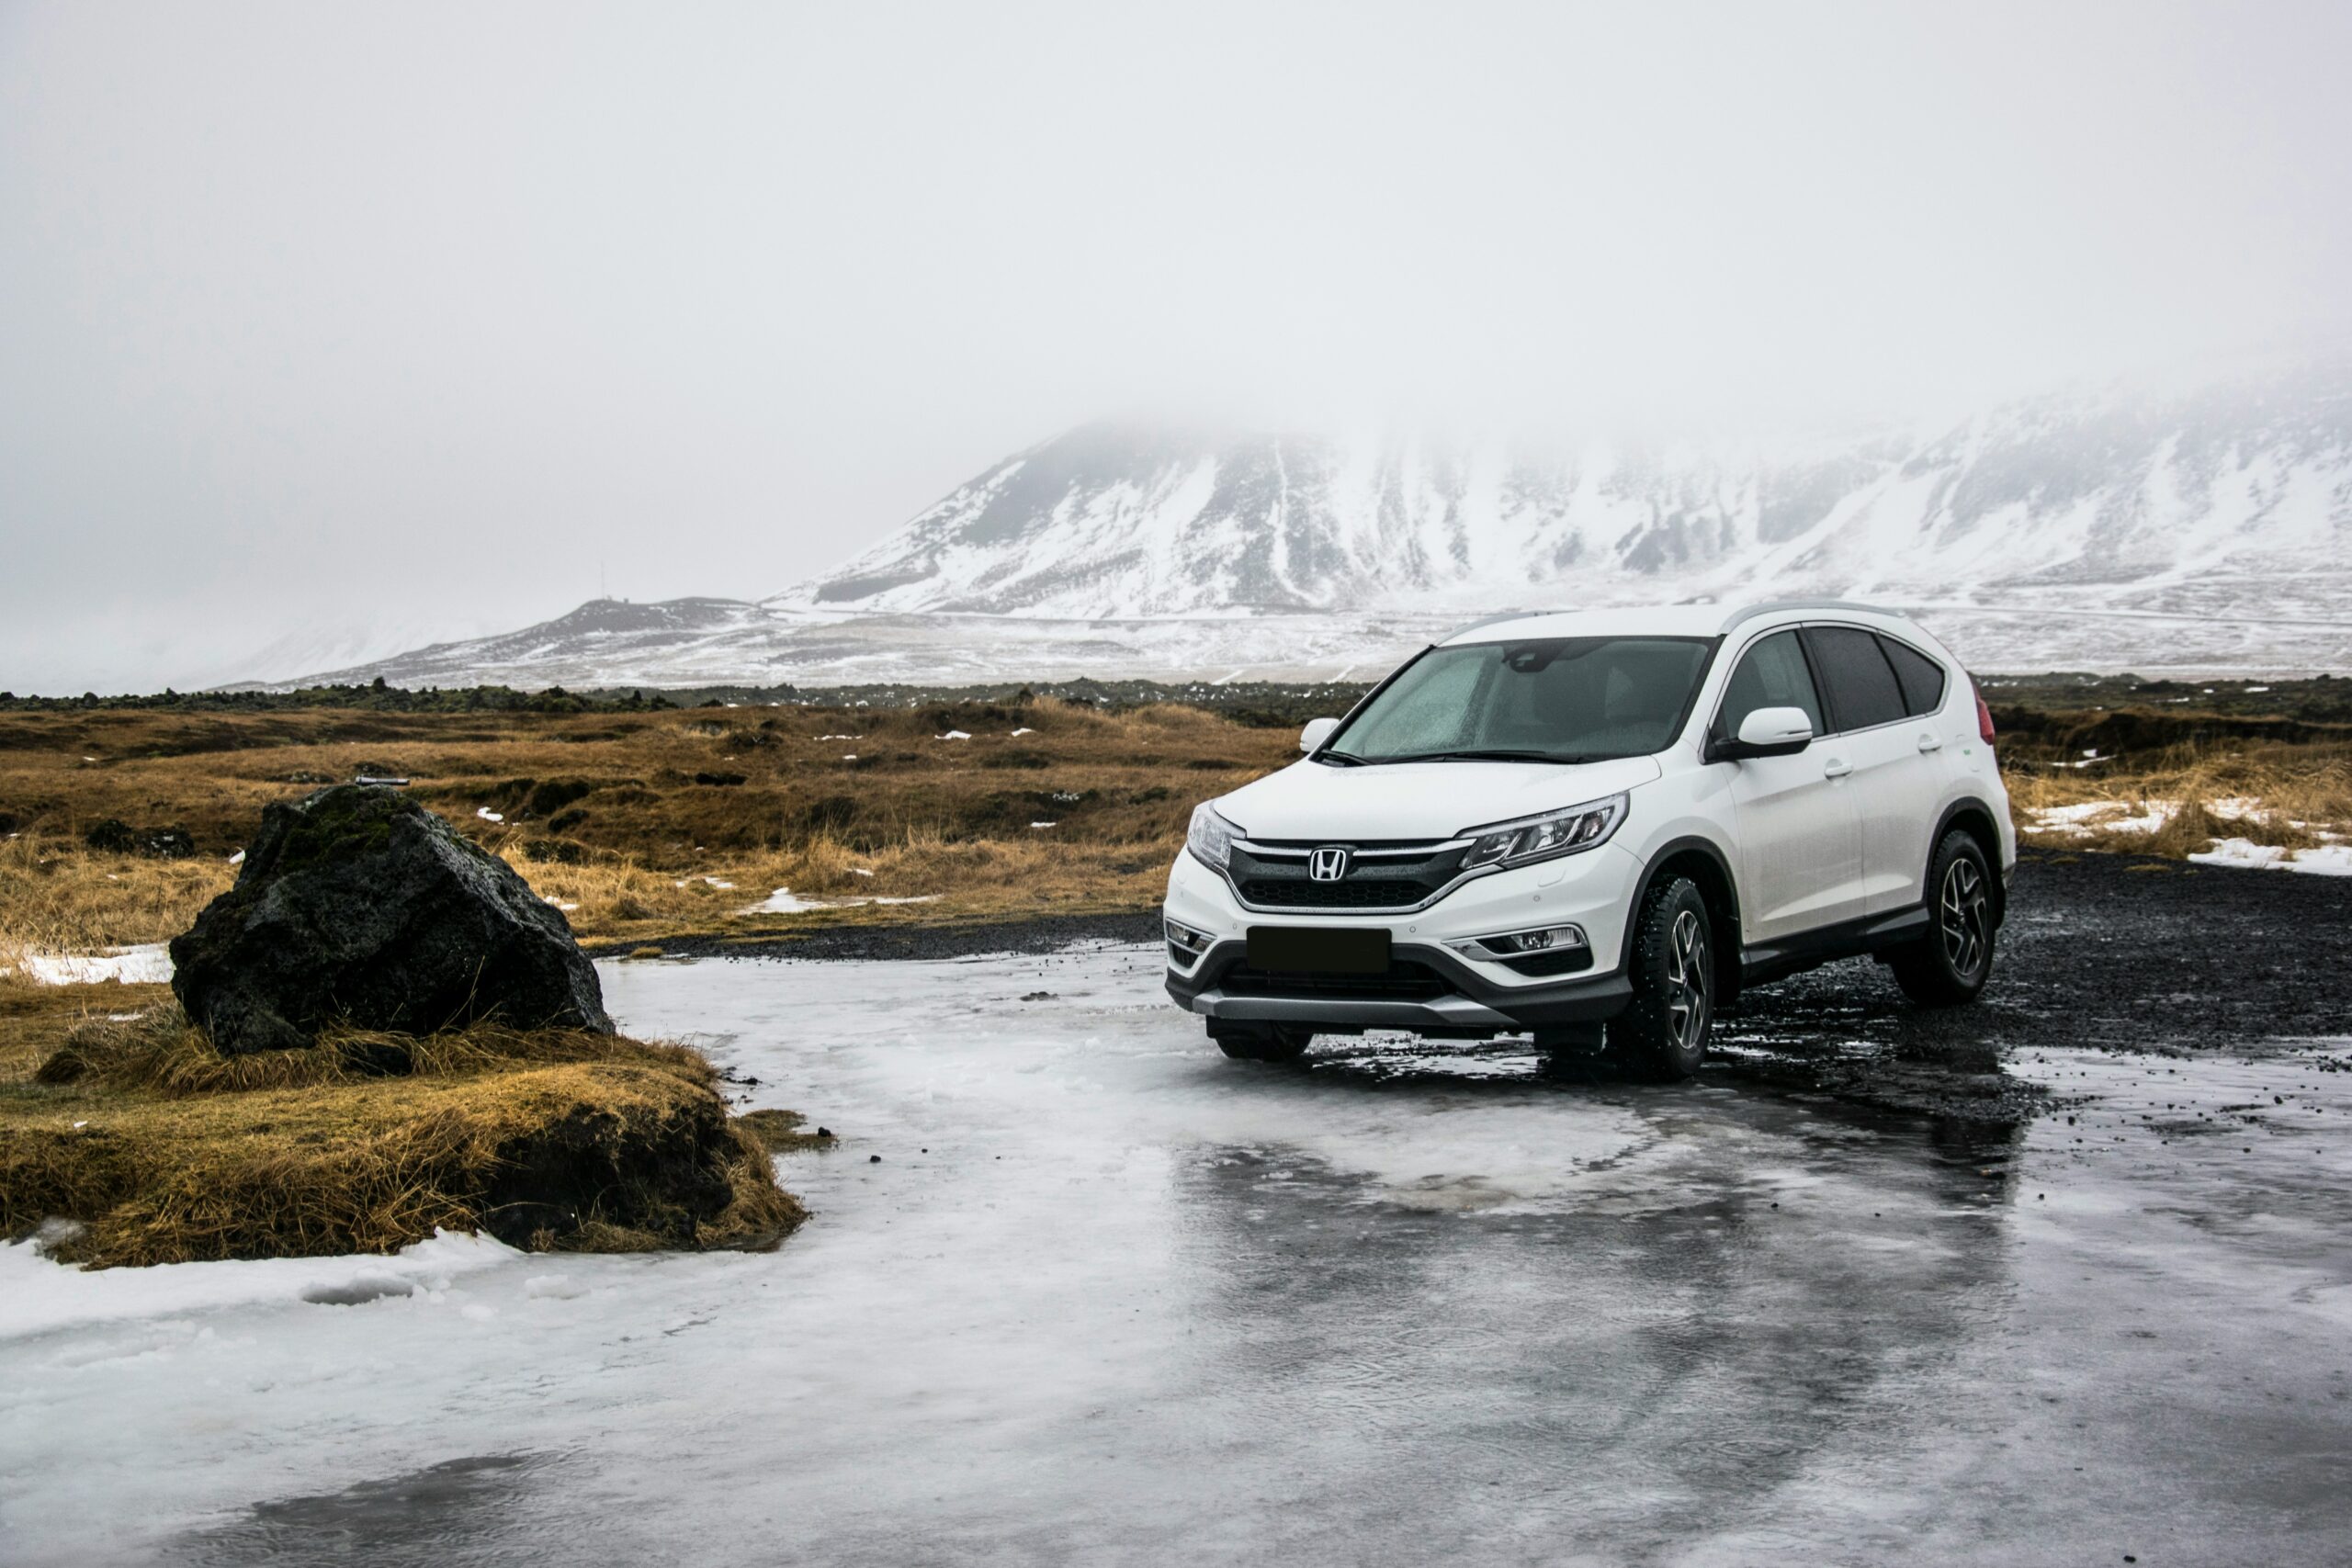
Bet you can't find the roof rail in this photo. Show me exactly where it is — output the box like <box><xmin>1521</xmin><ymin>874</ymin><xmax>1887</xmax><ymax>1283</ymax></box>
<box><xmin>1716</xmin><ymin>599</ymin><xmax>1908</xmax><ymax>635</ymax></box>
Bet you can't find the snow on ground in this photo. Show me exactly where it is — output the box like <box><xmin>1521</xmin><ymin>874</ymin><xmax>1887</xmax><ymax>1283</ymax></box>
<box><xmin>3</xmin><ymin>942</ymin><xmax>174</xmax><ymax>986</ymax></box>
<box><xmin>739</xmin><ymin>887</ymin><xmax>942</xmax><ymax>915</ymax></box>
<box><xmin>5</xmin><ymin>946</ymin><xmax>2352</xmax><ymax>1563</ymax></box>
<box><xmin>2189</xmin><ymin>838</ymin><xmax>2352</xmax><ymax>875</ymax></box>
<box><xmin>2023</xmin><ymin>796</ymin><xmax>2352</xmax><ymax>874</ymax></box>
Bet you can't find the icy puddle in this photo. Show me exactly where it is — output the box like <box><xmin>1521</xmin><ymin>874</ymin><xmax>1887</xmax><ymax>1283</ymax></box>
<box><xmin>4</xmin><ymin>947</ymin><xmax>2350</xmax><ymax>1565</ymax></box>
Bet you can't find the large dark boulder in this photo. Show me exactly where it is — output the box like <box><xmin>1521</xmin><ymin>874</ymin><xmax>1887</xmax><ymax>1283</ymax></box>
<box><xmin>170</xmin><ymin>785</ymin><xmax>612</xmax><ymax>1055</ymax></box>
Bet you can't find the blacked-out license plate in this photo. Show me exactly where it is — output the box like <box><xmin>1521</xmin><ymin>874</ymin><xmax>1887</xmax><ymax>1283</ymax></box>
<box><xmin>1246</xmin><ymin>926</ymin><xmax>1392</xmax><ymax>975</ymax></box>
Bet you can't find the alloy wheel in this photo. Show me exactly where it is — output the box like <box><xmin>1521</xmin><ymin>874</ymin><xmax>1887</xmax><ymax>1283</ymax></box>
<box><xmin>1665</xmin><ymin>908</ymin><xmax>1710</xmax><ymax>1051</ymax></box>
<box><xmin>1939</xmin><ymin>857</ymin><xmax>1989</xmax><ymax>978</ymax></box>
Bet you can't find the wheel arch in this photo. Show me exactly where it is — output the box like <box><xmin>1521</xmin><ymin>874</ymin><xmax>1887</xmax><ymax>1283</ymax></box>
<box><xmin>1932</xmin><ymin>797</ymin><xmax>2007</xmax><ymax>927</ymax></box>
<box><xmin>1631</xmin><ymin>835</ymin><xmax>1745</xmax><ymax>1001</ymax></box>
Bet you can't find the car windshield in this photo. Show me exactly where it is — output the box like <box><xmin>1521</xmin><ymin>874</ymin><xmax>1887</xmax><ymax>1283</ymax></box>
<box><xmin>1325</xmin><ymin>637</ymin><xmax>1715</xmax><ymax>764</ymax></box>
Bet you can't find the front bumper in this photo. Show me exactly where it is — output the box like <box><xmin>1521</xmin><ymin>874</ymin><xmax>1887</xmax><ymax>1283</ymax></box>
<box><xmin>1160</xmin><ymin>840</ymin><xmax>1641</xmax><ymax>1035</ymax></box>
<box><xmin>1165</xmin><ymin>938</ymin><xmax>1633</xmax><ymax>1034</ymax></box>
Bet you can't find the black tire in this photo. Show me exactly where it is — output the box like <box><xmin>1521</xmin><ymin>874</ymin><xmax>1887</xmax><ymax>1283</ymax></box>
<box><xmin>1210</xmin><ymin>1023</ymin><xmax>1314</xmax><ymax>1062</ymax></box>
<box><xmin>1888</xmin><ymin>829</ymin><xmax>1996</xmax><ymax>1006</ymax></box>
<box><xmin>1606</xmin><ymin>875</ymin><xmax>1714</xmax><ymax>1081</ymax></box>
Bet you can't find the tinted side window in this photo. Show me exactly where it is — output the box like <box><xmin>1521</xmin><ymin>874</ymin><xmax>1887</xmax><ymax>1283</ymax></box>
<box><xmin>1717</xmin><ymin>630</ymin><xmax>1825</xmax><ymax>739</ymax></box>
<box><xmin>1805</xmin><ymin>626</ymin><xmax>1906</xmax><ymax>731</ymax></box>
<box><xmin>1878</xmin><ymin>637</ymin><xmax>1947</xmax><ymax>716</ymax></box>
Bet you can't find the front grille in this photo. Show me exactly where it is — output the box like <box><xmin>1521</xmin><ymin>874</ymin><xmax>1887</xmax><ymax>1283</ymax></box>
<box><xmin>1219</xmin><ymin>961</ymin><xmax>1453</xmax><ymax>1002</ymax></box>
<box><xmin>1238</xmin><ymin>878</ymin><xmax>1430</xmax><ymax>909</ymax></box>
<box><xmin>1231</xmin><ymin>840</ymin><xmax>1466</xmax><ymax>910</ymax></box>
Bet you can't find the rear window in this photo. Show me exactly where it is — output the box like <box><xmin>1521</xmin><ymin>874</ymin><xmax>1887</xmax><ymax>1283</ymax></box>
<box><xmin>1878</xmin><ymin>636</ymin><xmax>1948</xmax><ymax>716</ymax></box>
<box><xmin>1804</xmin><ymin>626</ymin><xmax>1906</xmax><ymax>732</ymax></box>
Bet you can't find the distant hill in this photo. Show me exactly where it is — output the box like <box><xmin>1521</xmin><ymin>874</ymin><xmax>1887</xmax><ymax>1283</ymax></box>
<box><xmin>275</xmin><ymin>360</ymin><xmax>2352</xmax><ymax>689</ymax></box>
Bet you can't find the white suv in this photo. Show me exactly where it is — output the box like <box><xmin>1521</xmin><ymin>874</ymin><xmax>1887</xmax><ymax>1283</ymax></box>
<box><xmin>1163</xmin><ymin>601</ymin><xmax>2014</xmax><ymax>1078</ymax></box>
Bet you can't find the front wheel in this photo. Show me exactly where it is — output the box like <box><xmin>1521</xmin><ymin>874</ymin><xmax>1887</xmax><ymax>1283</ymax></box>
<box><xmin>1888</xmin><ymin>830</ymin><xmax>1996</xmax><ymax>1005</ymax></box>
<box><xmin>1606</xmin><ymin>875</ymin><xmax>1714</xmax><ymax>1081</ymax></box>
<box><xmin>1210</xmin><ymin>1022</ymin><xmax>1314</xmax><ymax>1062</ymax></box>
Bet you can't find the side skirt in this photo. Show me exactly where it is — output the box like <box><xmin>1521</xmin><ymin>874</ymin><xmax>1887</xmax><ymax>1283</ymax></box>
<box><xmin>1739</xmin><ymin>904</ymin><xmax>1928</xmax><ymax>988</ymax></box>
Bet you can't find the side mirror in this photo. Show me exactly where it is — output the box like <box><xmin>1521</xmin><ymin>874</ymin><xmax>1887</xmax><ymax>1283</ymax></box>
<box><xmin>1300</xmin><ymin>716</ymin><xmax>1340</xmax><ymax>753</ymax></box>
<box><xmin>1711</xmin><ymin>705</ymin><xmax>1813</xmax><ymax>761</ymax></box>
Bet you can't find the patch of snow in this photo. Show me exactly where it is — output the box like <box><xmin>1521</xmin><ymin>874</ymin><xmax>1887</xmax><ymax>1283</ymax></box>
<box><xmin>2188</xmin><ymin>839</ymin><xmax>2352</xmax><ymax>875</ymax></box>
<box><xmin>936</xmin><ymin>730</ymin><xmax>972</xmax><ymax>741</ymax></box>
<box><xmin>1011</xmin><ymin>728</ymin><xmax>1035</xmax><ymax>737</ymax></box>
<box><xmin>476</xmin><ymin>807</ymin><xmax>503</xmax><ymax>823</ymax></box>
<box><xmin>227</xmin><ymin>849</ymin><xmax>244</xmax><ymax>865</ymax></box>
<box><xmin>745</xmin><ymin>886</ymin><xmax>831</xmax><ymax>915</ymax></box>
<box><xmin>741</xmin><ymin>887</ymin><xmax>940</xmax><ymax>916</ymax></box>
<box><xmin>851</xmin><ymin>868</ymin><xmax>876</xmax><ymax>877</ymax></box>
<box><xmin>8</xmin><ymin>944</ymin><xmax>174</xmax><ymax>986</ymax></box>
<box><xmin>815</xmin><ymin>734</ymin><xmax>861</xmax><ymax>740</ymax></box>
<box><xmin>0</xmin><ymin>1228</ymin><xmax>516</xmax><ymax>1343</ymax></box>
<box><xmin>1029</xmin><ymin>821</ymin><xmax>1057</xmax><ymax>829</ymax></box>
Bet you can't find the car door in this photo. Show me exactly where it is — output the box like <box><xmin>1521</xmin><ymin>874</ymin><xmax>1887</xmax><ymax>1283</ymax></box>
<box><xmin>1713</xmin><ymin>629</ymin><xmax>1866</xmax><ymax>942</ymax></box>
<box><xmin>1802</xmin><ymin>625</ymin><xmax>1947</xmax><ymax>915</ymax></box>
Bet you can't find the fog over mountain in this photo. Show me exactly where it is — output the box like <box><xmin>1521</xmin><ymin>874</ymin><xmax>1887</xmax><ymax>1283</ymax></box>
<box><xmin>288</xmin><ymin>357</ymin><xmax>2352</xmax><ymax>690</ymax></box>
<box><xmin>6</xmin><ymin>3</ymin><xmax>2352</xmax><ymax>694</ymax></box>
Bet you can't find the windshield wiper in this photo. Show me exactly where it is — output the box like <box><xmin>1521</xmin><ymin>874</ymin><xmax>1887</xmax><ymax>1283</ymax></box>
<box><xmin>1314</xmin><ymin>750</ymin><xmax>1369</xmax><ymax>766</ymax></box>
<box><xmin>1374</xmin><ymin>748</ymin><xmax>1596</xmax><ymax>765</ymax></box>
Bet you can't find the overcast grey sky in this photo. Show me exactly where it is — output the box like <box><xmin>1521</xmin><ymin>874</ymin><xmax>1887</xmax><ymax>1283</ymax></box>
<box><xmin>4</xmin><ymin>0</ymin><xmax>2349</xmax><ymax>692</ymax></box>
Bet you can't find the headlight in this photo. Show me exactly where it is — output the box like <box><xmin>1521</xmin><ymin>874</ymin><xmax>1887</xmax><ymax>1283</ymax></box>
<box><xmin>1187</xmin><ymin>804</ymin><xmax>1244</xmax><ymax>872</ymax></box>
<box><xmin>1458</xmin><ymin>794</ymin><xmax>1627</xmax><ymax>870</ymax></box>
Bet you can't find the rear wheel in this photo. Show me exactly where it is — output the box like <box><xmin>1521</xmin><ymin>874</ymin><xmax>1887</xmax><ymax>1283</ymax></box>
<box><xmin>1210</xmin><ymin>1022</ymin><xmax>1314</xmax><ymax>1062</ymax></box>
<box><xmin>1889</xmin><ymin>830</ymin><xmax>1996</xmax><ymax>1005</ymax></box>
<box><xmin>1607</xmin><ymin>876</ymin><xmax>1714</xmax><ymax>1081</ymax></box>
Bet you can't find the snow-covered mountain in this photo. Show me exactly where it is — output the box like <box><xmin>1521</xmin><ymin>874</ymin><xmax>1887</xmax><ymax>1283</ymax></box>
<box><xmin>274</xmin><ymin>361</ymin><xmax>2352</xmax><ymax>690</ymax></box>
<box><xmin>781</xmin><ymin>362</ymin><xmax>2352</xmax><ymax>626</ymax></box>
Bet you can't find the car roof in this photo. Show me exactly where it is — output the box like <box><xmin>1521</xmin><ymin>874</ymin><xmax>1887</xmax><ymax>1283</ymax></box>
<box><xmin>1436</xmin><ymin>600</ymin><xmax>1918</xmax><ymax>648</ymax></box>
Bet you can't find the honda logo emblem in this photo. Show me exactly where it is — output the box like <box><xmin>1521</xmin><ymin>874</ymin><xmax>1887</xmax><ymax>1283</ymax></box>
<box><xmin>1308</xmin><ymin>846</ymin><xmax>1351</xmax><ymax>882</ymax></box>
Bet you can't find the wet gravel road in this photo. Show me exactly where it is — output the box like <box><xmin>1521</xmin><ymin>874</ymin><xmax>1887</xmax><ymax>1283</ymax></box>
<box><xmin>6</xmin><ymin>852</ymin><xmax>2348</xmax><ymax>1566</ymax></box>
<box><xmin>655</xmin><ymin>849</ymin><xmax>2352</xmax><ymax>1124</ymax></box>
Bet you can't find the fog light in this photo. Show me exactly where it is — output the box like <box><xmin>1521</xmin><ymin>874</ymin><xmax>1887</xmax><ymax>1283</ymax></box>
<box><xmin>1166</xmin><ymin>919</ymin><xmax>1212</xmax><ymax>964</ymax></box>
<box><xmin>1453</xmin><ymin>923</ymin><xmax>1588</xmax><ymax>960</ymax></box>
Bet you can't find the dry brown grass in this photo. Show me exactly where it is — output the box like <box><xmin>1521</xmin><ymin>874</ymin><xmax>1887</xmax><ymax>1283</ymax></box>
<box><xmin>0</xmin><ymin>699</ymin><xmax>1292</xmax><ymax>955</ymax></box>
<box><xmin>0</xmin><ymin>981</ymin><xmax>806</xmax><ymax>1268</ymax></box>
<box><xmin>2003</xmin><ymin>737</ymin><xmax>2352</xmax><ymax>859</ymax></box>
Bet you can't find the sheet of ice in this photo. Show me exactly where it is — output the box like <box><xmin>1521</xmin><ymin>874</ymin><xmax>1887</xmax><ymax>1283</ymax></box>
<box><xmin>7</xmin><ymin>943</ymin><xmax>174</xmax><ymax>986</ymax></box>
<box><xmin>5</xmin><ymin>949</ymin><xmax>2349</xmax><ymax>1564</ymax></box>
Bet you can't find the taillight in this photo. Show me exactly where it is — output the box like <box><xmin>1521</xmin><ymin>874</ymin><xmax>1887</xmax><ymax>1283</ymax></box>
<box><xmin>1973</xmin><ymin>680</ymin><xmax>1996</xmax><ymax>746</ymax></box>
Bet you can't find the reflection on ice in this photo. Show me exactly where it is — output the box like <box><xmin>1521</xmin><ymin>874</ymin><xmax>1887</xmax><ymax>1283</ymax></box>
<box><xmin>0</xmin><ymin>944</ymin><xmax>2346</xmax><ymax>1565</ymax></box>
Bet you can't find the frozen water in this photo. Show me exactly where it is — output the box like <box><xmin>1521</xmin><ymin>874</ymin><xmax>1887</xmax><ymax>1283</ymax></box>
<box><xmin>2</xmin><ymin>947</ymin><xmax>2349</xmax><ymax>1563</ymax></box>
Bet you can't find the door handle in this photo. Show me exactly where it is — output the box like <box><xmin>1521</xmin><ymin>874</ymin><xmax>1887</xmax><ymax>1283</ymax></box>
<box><xmin>1822</xmin><ymin>758</ymin><xmax>1853</xmax><ymax>778</ymax></box>
<box><xmin>1917</xmin><ymin>733</ymin><xmax>1944</xmax><ymax>752</ymax></box>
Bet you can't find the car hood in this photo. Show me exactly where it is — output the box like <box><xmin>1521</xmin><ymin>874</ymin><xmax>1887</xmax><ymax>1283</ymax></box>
<box><xmin>1212</xmin><ymin>755</ymin><xmax>1664</xmax><ymax>842</ymax></box>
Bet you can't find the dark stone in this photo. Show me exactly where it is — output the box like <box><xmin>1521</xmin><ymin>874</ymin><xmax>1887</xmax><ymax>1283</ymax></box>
<box><xmin>86</xmin><ymin>819</ymin><xmax>197</xmax><ymax>858</ymax></box>
<box><xmin>0</xmin><ymin>810</ymin><xmax>17</xmax><ymax>835</ymax></box>
<box><xmin>693</xmin><ymin>771</ymin><xmax>747</xmax><ymax>787</ymax></box>
<box><xmin>169</xmin><ymin>785</ymin><xmax>612</xmax><ymax>1055</ymax></box>
<box><xmin>138</xmin><ymin>825</ymin><xmax>197</xmax><ymax>860</ymax></box>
